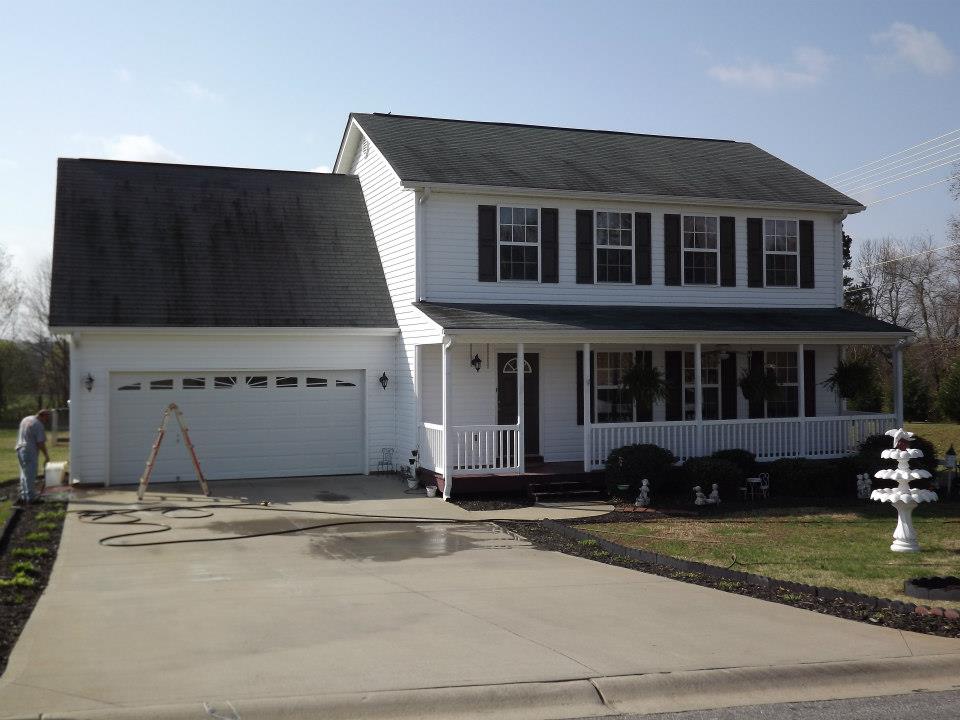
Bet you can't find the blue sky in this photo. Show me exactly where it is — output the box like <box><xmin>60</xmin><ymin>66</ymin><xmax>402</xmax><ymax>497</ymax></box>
<box><xmin>1</xmin><ymin>0</ymin><xmax>958</xmax><ymax>276</ymax></box>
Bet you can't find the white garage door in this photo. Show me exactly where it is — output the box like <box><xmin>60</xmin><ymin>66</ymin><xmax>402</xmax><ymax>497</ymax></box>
<box><xmin>109</xmin><ymin>371</ymin><xmax>364</xmax><ymax>484</ymax></box>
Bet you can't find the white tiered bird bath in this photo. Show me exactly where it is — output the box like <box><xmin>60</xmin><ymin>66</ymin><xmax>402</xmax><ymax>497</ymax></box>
<box><xmin>870</xmin><ymin>428</ymin><xmax>938</xmax><ymax>553</ymax></box>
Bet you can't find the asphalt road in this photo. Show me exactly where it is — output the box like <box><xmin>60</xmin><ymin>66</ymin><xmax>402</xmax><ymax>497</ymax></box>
<box><xmin>600</xmin><ymin>690</ymin><xmax>960</xmax><ymax>719</ymax></box>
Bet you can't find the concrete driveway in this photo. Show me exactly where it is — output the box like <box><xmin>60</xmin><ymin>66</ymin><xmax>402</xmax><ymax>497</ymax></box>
<box><xmin>1</xmin><ymin>475</ymin><xmax>959</xmax><ymax>720</ymax></box>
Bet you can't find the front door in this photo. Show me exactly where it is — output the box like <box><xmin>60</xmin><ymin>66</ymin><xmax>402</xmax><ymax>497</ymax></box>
<box><xmin>497</xmin><ymin>353</ymin><xmax>540</xmax><ymax>456</ymax></box>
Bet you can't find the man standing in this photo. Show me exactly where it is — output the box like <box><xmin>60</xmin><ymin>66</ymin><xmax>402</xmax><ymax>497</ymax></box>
<box><xmin>15</xmin><ymin>409</ymin><xmax>50</xmax><ymax>504</ymax></box>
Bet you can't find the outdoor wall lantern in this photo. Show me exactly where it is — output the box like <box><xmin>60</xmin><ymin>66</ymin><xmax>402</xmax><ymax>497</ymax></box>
<box><xmin>379</xmin><ymin>372</ymin><xmax>389</xmax><ymax>390</ymax></box>
<box><xmin>83</xmin><ymin>373</ymin><xmax>95</xmax><ymax>392</ymax></box>
<box><xmin>470</xmin><ymin>353</ymin><xmax>483</xmax><ymax>373</ymax></box>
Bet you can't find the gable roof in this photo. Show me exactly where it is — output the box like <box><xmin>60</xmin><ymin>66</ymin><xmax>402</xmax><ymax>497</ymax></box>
<box><xmin>50</xmin><ymin>159</ymin><xmax>397</xmax><ymax>329</ymax></box>
<box><xmin>348</xmin><ymin>113</ymin><xmax>862</xmax><ymax>210</ymax></box>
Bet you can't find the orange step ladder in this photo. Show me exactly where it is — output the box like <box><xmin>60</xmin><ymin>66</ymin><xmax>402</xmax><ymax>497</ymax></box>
<box><xmin>137</xmin><ymin>403</ymin><xmax>210</xmax><ymax>501</ymax></box>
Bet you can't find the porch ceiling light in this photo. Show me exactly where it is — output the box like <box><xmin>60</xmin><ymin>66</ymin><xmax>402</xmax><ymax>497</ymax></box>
<box><xmin>379</xmin><ymin>372</ymin><xmax>389</xmax><ymax>390</ymax></box>
<box><xmin>470</xmin><ymin>353</ymin><xmax>483</xmax><ymax>373</ymax></box>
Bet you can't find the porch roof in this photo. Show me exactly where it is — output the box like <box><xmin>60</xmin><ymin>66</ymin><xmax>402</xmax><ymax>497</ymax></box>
<box><xmin>413</xmin><ymin>302</ymin><xmax>911</xmax><ymax>338</ymax></box>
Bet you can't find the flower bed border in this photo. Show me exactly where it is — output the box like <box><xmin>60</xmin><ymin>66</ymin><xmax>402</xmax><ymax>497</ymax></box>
<box><xmin>541</xmin><ymin>519</ymin><xmax>960</xmax><ymax>621</ymax></box>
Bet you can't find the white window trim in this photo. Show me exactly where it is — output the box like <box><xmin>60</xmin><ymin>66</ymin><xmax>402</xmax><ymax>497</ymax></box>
<box><xmin>682</xmin><ymin>351</ymin><xmax>721</xmax><ymax>420</ymax></box>
<box><xmin>496</xmin><ymin>205</ymin><xmax>541</xmax><ymax>283</ymax></box>
<box><xmin>594</xmin><ymin>350</ymin><xmax>636</xmax><ymax>423</ymax></box>
<box><xmin>593</xmin><ymin>210</ymin><xmax>634</xmax><ymax>284</ymax></box>
<box><xmin>764</xmin><ymin>351</ymin><xmax>799</xmax><ymax>418</ymax></box>
<box><xmin>762</xmin><ymin>217</ymin><xmax>800</xmax><ymax>289</ymax></box>
<box><xmin>680</xmin><ymin>214</ymin><xmax>720</xmax><ymax>287</ymax></box>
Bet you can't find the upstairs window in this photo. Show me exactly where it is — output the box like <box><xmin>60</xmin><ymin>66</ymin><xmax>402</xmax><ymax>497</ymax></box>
<box><xmin>682</xmin><ymin>215</ymin><xmax>719</xmax><ymax>285</ymax></box>
<box><xmin>595</xmin><ymin>211</ymin><xmax>633</xmax><ymax>283</ymax></box>
<box><xmin>764</xmin><ymin>219</ymin><xmax>799</xmax><ymax>287</ymax></box>
<box><xmin>765</xmin><ymin>351</ymin><xmax>799</xmax><ymax>418</ymax></box>
<box><xmin>498</xmin><ymin>207</ymin><xmax>539</xmax><ymax>281</ymax></box>
<box><xmin>594</xmin><ymin>351</ymin><xmax>634</xmax><ymax>422</ymax></box>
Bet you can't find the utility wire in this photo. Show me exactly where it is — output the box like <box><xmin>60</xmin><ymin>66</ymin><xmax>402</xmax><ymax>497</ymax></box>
<box><xmin>866</xmin><ymin>177</ymin><xmax>952</xmax><ymax>206</ymax></box>
<box><xmin>847</xmin><ymin>240</ymin><xmax>960</xmax><ymax>275</ymax></box>
<box><xmin>827</xmin><ymin>128</ymin><xmax>960</xmax><ymax>181</ymax></box>
<box><xmin>844</xmin><ymin>154</ymin><xmax>960</xmax><ymax>195</ymax></box>
<box><xmin>834</xmin><ymin>140</ymin><xmax>960</xmax><ymax>188</ymax></box>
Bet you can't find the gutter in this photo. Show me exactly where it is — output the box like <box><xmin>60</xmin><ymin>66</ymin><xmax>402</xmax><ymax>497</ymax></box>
<box><xmin>49</xmin><ymin>326</ymin><xmax>401</xmax><ymax>337</ymax></box>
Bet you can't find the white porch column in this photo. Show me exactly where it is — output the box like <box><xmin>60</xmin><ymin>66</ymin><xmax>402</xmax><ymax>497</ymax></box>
<box><xmin>516</xmin><ymin>342</ymin><xmax>525</xmax><ymax>474</ymax></box>
<box><xmin>582</xmin><ymin>342</ymin><xmax>591</xmax><ymax>472</ymax></box>
<box><xmin>694</xmin><ymin>342</ymin><xmax>703</xmax><ymax>456</ymax></box>
<box><xmin>441</xmin><ymin>337</ymin><xmax>453</xmax><ymax>500</ymax></box>
<box><xmin>893</xmin><ymin>342</ymin><xmax>905</xmax><ymax>427</ymax></box>
<box><xmin>797</xmin><ymin>342</ymin><xmax>806</xmax><ymax>458</ymax></box>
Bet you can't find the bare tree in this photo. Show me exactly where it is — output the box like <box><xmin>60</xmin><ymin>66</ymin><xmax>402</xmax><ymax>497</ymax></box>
<box><xmin>21</xmin><ymin>257</ymin><xmax>69</xmax><ymax>407</ymax></box>
<box><xmin>0</xmin><ymin>243</ymin><xmax>20</xmax><ymax>338</ymax></box>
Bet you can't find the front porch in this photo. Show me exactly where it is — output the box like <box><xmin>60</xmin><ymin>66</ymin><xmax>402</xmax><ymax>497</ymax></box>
<box><xmin>416</xmin><ymin>337</ymin><xmax>903</xmax><ymax>498</ymax></box>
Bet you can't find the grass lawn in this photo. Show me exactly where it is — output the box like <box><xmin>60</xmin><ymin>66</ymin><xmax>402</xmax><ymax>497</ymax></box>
<box><xmin>581</xmin><ymin>502</ymin><xmax>960</xmax><ymax>608</ymax></box>
<box><xmin>0</xmin><ymin>428</ymin><xmax>69</xmax><ymax>491</ymax></box>
<box><xmin>905</xmin><ymin>422</ymin><xmax>960</xmax><ymax>457</ymax></box>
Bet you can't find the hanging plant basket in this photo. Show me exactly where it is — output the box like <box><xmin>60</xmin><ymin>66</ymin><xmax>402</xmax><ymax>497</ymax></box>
<box><xmin>621</xmin><ymin>363</ymin><xmax>667</xmax><ymax>407</ymax></box>
<box><xmin>739</xmin><ymin>365</ymin><xmax>781</xmax><ymax>404</ymax></box>
<box><xmin>822</xmin><ymin>359</ymin><xmax>877</xmax><ymax>401</ymax></box>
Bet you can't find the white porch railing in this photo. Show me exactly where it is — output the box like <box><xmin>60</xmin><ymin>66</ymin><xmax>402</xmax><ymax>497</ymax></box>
<box><xmin>588</xmin><ymin>414</ymin><xmax>896</xmax><ymax>470</ymax></box>
<box><xmin>420</xmin><ymin>423</ymin><xmax>521</xmax><ymax>476</ymax></box>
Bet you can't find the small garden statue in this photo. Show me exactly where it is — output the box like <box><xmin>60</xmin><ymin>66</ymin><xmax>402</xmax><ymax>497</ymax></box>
<box><xmin>693</xmin><ymin>486</ymin><xmax>707</xmax><ymax>506</ymax></box>
<box><xmin>856</xmin><ymin>473</ymin><xmax>872</xmax><ymax>499</ymax></box>
<box><xmin>870</xmin><ymin>428</ymin><xmax>937</xmax><ymax>552</ymax></box>
<box><xmin>634</xmin><ymin>479</ymin><xmax>651</xmax><ymax>508</ymax></box>
<box><xmin>707</xmin><ymin>483</ymin><xmax>721</xmax><ymax>505</ymax></box>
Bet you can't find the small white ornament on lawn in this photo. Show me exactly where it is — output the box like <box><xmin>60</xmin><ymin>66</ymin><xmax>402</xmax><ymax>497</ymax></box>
<box><xmin>871</xmin><ymin>428</ymin><xmax>937</xmax><ymax>553</ymax></box>
<box><xmin>707</xmin><ymin>483</ymin><xmax>721</xmax><ymax>505</ymax></box>
<box><xmin>856</xmin><ymin>473</ymin><xmax>872</xmax><ymax>499</ymax></box>
<box><xmin>693</xmin><ymin>485</ymin><xmax>707</xmax><ymax>506</ymax></box>
<box><xmin>634</xmin><ymin>479</ymin><xmax>651</xmax><ymax>508</ymax></box>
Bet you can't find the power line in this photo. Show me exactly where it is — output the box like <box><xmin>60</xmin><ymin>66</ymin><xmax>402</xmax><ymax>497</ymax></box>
<box><xmin>834</xmin><ymin>139</ymin><xmax>960</xmax><ymax>188</ymax></box>
<box><xmin>827</xmin><ymin>127</ymin><xmax>960</xmax><ymax>181</ymax></box>
<box><xmin>854</xmin><ymin>240</ymin><xmax>960</xmax><ymax>272</ymax></box>
<box><xmin>845</xmin><ymin>154</ymin><xmax>960</xmax><ymax>195</ymax></box>
<box><xmin>866</xmin><ymin>177</ymin><xmax>952</xmax><ymax>206</ymax></box>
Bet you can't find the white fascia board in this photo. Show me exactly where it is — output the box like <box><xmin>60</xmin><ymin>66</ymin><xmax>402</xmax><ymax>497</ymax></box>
<box><xmin>50</xmin><ymin>326</ymin><xmax>400</xmax><ymax>337</ymax></box>
<box><xmin>442</xmin><ymin>329</ymin><xmax>911</xmax><ymax>345</ymax></box>
<box><xmin>401</xmin><ymin>181</ymin><xmax>865</xmax><ymax>215</ymax></box>
<box><xmin>333</xmin><ymin>117</ymin><xmax>361</xmax><ymax>174</ymax></box>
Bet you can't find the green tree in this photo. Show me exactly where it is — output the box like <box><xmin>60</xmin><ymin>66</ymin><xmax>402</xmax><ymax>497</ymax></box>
<box><xmin>938</xmin><ymin>361</ymin><xmax>960</xmax><ymax>423</ymax></box>
<box><xmin>903</xmin><ymin>368</ymin><xmax>931</xmax><ymax>422</ymax></box>
<box><xmin>842</xmin><ymin>231</ymin><xmax>872</xmax><ymax>315</ymax></box>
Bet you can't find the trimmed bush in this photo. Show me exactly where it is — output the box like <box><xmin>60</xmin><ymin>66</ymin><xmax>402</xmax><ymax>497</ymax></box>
<box><xmin>765</xmin><ymin>458</ymin><xmax>849</xmax><ymax>498</ymax></box>
<box><xmin>857</xmin><ymin>433</ymin><xmax>937</xmax><ymax>477</ymax></box>
<box><xmin>682</xmin><ymin>458</ymin><xmax>744</xmax><ymax>501</ymax></box>
<box><xmin>605</xmin><ymin>443</ymin><xmax>677</xmax><ymax>501</ymax></box>
<box><xmin>710</xmin><ymin>449</ymin><xmax>756</xmax><ymax>478</ymax></box>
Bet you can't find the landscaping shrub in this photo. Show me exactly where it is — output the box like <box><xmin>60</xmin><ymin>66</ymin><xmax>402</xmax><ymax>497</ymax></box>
<box><xmin>765</xmin><ymin>458</ymin><xmax>849</xmax><ymax>498</ymax></box>
<box><xmin>604</xmin><ymin>443</ymin><xmax>677</xmax><ymax>500</ymax></box>
<box><xmin>710</xmin><ymin>449</ymin><xmax>756</xmax><ymax>477</ymax></box>
<box><xmin>682</xmin><ymin>458</ymin><xmax>743</xmax><ymax>501</ymax></box>
<box><xmin>903</xmin><ymin>371</ymin><xmax>932</xmax><ymax>422</ymax></box>
<box><xmin>857</xmin><ymin>433</ymin><xmax>938</xmax><ymax>477</ymax></box>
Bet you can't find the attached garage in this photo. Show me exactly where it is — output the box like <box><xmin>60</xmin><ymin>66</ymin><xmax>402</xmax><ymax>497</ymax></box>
<box><xmin>109</xmin><ymin>371</ymin><xmax>365</xmax><ymax>484</ymax></box>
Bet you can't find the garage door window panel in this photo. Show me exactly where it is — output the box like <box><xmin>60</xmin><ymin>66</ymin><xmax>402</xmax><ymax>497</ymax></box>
<box><xmin>214</xmin><ymin>376</ymin><xmax>238</xmax><ymax>389</ymax></box>
<box><xmin>183</xmin><ymin>377</ymin><xmax>206</xmax><ymax>390</ymax></box>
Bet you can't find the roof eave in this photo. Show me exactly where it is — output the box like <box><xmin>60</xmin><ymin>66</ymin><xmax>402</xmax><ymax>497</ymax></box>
<box><xmin>439</xmin><ymin>328</ymin><xmax>911</xmax><ymax>344</ymax></box>
<box><xmin>400</xmin><ymin>180</ymin><xmax>865</xmax><ymax>214</ymax></box>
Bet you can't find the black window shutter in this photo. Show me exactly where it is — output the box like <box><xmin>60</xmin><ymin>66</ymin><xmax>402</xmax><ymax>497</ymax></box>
<box><xmin>747</xmin><ymin>218</ymin><xmax>763</xmax><ymax>287</ymax></box>
<box><xmin>635</xmin><ymin>212</ymin><xmax>652</xmax><ymax>285</ymax></box>
<box><xmin>575</xmin><ymin>210</ymin><xmax>594</xmax><ymax>284</ymax></box>
<box><xmin>804</xmin><ymin>349</ymin><xmax>816</xmax><ymax>417</ymax></box>
<box><xmin>540</xmin><ymin>208</ymin><xmax>559</xmax><ymax>283</ymax></box>
<box><xmin>748</xmin><ymin>351</ymin><xmax>765</xmax><ymax>418</ymax></box>
<box><xmin>664</xmin><ymin>350</ymin><xmax>683</xmax><ymax>421</ymax></box>
<box><xmin>478</xmin><ymin>205</ymin><xmax>497</xmax><ymax>282</ymax></box>
<box><xmin>575</xmin><ymin>351</ymin><xmax>596</xmax><ymax>424</ymax></box>
<box><xmin>799</xmin><ymin>219</ymin><xmax>815</xmax><ymax>288</ymax></box>
<box><xmin>721</xmin><ymin>353</ymin><xmax>738</xmax><ymax>419</ymax></box>
<box><xmin>664</xmin><ymin>214</ymin><xmax>681</xmax><ymax>286</ymax></box>
<box><xmin>635</xmin><ymin>350</ymin><xmax>653</xmax><ymax>421</ymax></box>
<box><xmin>720</xmin><ymin>216</ymin><xmax>736</xmax><ymax>287</ymax></box>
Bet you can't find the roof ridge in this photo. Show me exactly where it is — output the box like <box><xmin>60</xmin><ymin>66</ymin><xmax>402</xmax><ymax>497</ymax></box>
<box><xmin>358</xmin><ymin>112</ymin><xmax>739</xmax><ymax>144</ymax></box>
<box><xmin>61</xmin><ymin>157</ymin><xmax>351</xmax><ymax>178</ymax></box>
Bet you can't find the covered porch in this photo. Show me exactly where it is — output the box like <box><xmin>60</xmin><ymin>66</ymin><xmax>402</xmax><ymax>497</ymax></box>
<box><xmin>412</xmin><ymin>303</ymin><xmax>910</xmax><ymax>498</ymax></box>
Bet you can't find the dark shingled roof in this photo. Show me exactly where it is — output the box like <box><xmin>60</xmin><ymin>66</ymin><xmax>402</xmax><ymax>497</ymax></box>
<box><xmin>414</xmin><ymin>303</ymin><xmax>910</xmax><ymax>335</ymax></box>
<box><xmin>352</xmin><ymin>113</ymin><xmax>862</xmax><ymax>209</ymax></box>
<box><xmin>50</xmin><ymin>159</ymin><xmax>398</xmax><ymax>328</ymax></box>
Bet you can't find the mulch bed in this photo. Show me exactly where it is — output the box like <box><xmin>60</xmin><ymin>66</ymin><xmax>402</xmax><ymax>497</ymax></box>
<box><xmin>499</xmin><ymin>518</ymin><xmax>960</xmax><ymax>639</ymax></box>
<box><xmin>0</xmin><ymin>501</ymin><xmax>67</xmax><ymax>676</ymax></box>
<box><xmin>450</xmin><ymin>496</ymin><xmax>536</xmax><ymax>511</ymax></box>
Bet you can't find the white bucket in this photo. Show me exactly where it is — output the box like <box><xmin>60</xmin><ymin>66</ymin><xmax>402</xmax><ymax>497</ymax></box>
<box><xmin>45</xmin><ymin>461</ymin><xmax>69</xmax><ymax>486</ymax></box>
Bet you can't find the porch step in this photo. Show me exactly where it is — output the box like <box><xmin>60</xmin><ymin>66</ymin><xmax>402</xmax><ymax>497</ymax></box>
<box><xmin>531</xmin><ymin>488</ymin><xmax>605</xmax><ymax>501</ymax></box>
<box><xmin>527</xmin><ymin>476</ymin><xmax>607</xmax><ymax>502</ymax></box>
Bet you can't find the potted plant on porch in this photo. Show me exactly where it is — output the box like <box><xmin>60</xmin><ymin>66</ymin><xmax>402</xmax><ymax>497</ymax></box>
<box><xmin>620</xmin><ymin>362</ymin><xmax>668</xmax><ymax>408</ymax></box>
<box><xmin>822</xmin><ymin>358</ymin><xmax>879</xmax><ymax>406</ymax></box>
<box><xmin>738</xmin><ymin>364</ymin><xmax>781</xmax><ymax>405</ymax></box>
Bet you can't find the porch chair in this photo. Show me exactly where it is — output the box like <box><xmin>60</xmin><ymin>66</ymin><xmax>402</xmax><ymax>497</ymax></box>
<box><xmin>758</xmin><ymin>472</ymin><xmax>770</xmax><ymax>499</ymax></box>
<box><xmin>377</xmin><ymin>447</ymin><xmax>396</xmax><ymax>474</ymax></box>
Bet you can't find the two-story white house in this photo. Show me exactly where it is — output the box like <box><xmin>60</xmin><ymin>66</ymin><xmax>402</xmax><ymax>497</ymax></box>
<box><xmin>51</xmin><ymin>113</ymin><xmax>910</xmax><ymax>497</ymax></box>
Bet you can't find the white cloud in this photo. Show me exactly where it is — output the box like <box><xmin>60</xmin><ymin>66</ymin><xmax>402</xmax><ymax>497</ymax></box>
<box><xmin>176</xmin><ymin>80</ymin><xmax>222</xmax><ymax>101</ymax></box>
<box><xmin>114</xmin><ymin>67</ymin><xmax>133</xmax><ymax>83</ymax></box>
<box><xmin>308</xmin><ymin>165</ymin><xmax>331</xmax><ymax>173</ymax></box>
<box><xmin>707</xmin><ymin>46</ymin><xmax>832</xmax><ymax>90</ymax></box>
<box><xmin>872</xmin><ymin>22</ymin><xmax>954</xmax><ymax>75</ymax></box>
<box><xmin>98</xmin><ymin>135</ymin><xmax>183</xmax><ymax>163</ymax></box>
